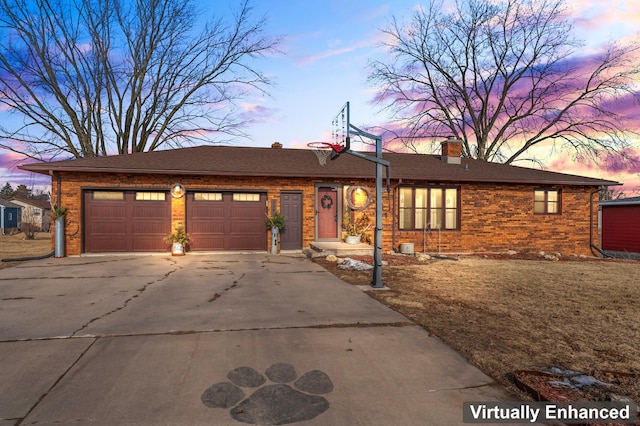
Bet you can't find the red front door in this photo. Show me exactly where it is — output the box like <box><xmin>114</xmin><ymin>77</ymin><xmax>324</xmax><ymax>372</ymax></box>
<box><xmin>317</xmin><ymin>187</ymin><xmax>338</xmax><ymax>239</ymax></box>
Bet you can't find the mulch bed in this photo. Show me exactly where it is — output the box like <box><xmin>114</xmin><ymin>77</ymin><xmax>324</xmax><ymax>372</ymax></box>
<box><xmin>514</xmin><ymin>369</ymin><xmax>639</xmax><ymax>425</ymax></box>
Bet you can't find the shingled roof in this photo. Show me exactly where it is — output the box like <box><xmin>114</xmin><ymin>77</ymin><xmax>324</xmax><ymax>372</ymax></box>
<box><xmin>20</xmin><ymin>145</ymin><xmax>618</xmax><ymax>186</ymax></box>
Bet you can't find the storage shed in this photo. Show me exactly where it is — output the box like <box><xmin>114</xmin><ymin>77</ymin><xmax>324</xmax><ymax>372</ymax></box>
<box><xmin>0</xmin><ymin>199</ymin><xmax>21</xmax><ymax>234</ymax></box>
<box><xmin>600</xmin><ymin>196</ymin><xmax>640</xmax><ymax>257</ymax></box>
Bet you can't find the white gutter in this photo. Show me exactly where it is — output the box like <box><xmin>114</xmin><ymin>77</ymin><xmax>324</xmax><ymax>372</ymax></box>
<box><xmin>1</xmin><ymin>205</ymin><xmax>4</xmax><ymax>235</ymax></box>
<box><xmin>600</xmin><ymin>200</ymin><xmax>640</xmax><ymax>206</ymax></box>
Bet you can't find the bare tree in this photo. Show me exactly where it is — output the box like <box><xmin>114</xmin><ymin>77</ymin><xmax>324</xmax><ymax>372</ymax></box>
<box><xmin>19</xmin><ymin>205</ymin><xmax>41</xmax><ymax>239</ymax></box>
<box><xmin>0</xmin><ymin>0</ymin><xmax>278</xmax><ymax>160</ymax></box>
<box><xmin>369</xmin><ymin>0</ymin><xmax>640</xmax><ymax>165</ymax></box>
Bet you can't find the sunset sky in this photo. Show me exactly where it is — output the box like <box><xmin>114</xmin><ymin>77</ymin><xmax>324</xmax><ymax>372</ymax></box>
<box><xmin>1</xmin><ymin>0</ymin><xmax>639</xmax><ymax>194</ymax></box>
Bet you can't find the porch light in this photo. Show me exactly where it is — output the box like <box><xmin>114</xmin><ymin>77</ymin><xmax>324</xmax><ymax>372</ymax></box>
<box><xmin>171</xmin><ymin>183</ymin><xmax>185</xmax><ymax>198</ymax></box>
<box><xmin>347</xmin><ymin>186</ymin><xmax>372</xmax><ymax>210</ymax></box>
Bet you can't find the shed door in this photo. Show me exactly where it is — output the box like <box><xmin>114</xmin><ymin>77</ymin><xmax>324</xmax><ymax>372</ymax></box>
<box><xmin>84</xmin><ymin>190</ymin><xmax>171</xmax><ymax>253</ymax></box>
<box><xmin>187</xmin><ymin>192</ymin><xmax>267</xmax><ymax>251</ymax></box>
<box><xmin>602</xmin><ymin>205</ymin><xmax>640</xmax><ymax>253</ymax></box>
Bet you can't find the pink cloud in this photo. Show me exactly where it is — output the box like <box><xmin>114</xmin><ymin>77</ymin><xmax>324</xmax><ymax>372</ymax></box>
<box><xmin>238</xmin><ymin>103</ymin><xmax>282</xmax><ymax>125</ymax></box>
<box><xmin>295</xmin><ymin>35</ymin><xmax>382</xmax><ymax>65</ymax></box>
<box><xmin>0</xmin><ymin>150</ymin><xmax>27</xmax><ymax>170</ymax></box>
<box><xmin>548</xmin><ymin>148</ymin><xmax>640</xmax><ymax>193</ymax></box>
<box><xmin>0</xmin><ymin>150</ymin><xmax>51</xmax><ymax>189</ymax></box>
<box><xmin>568</xmin><ymin>1</ymin><xmax>640</xmax><ymax>36</ymax></box>
<box><xmin>600</xmin><ymin>147</ymin><xmax>640</xmax><ymax>174</ymax></box>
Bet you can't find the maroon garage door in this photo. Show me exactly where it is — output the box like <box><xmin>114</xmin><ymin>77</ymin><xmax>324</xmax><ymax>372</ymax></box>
<box><xmin>84</xmin><ymin>190</ymin><xmax>171</xmax><ymax>253</ymax></box>
<box><xmin>186</xmin><ymin>192</ymin><xmax>267</xmax><ymax>251</ymax></box>
<box><xmin>602</xmin><ymin>205</ymin><xmax>640</xmax><ymax>253</ymax></box>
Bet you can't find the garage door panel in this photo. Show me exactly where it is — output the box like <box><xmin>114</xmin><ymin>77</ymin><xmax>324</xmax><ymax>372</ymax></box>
<box><xmin>230</xmin><ymin>224</ymin><xmax>263</xmax><ymax>235</ymax></box>
<box><xmin>132</xmin><ymin>236</ymin><xmax>166</xmax><ymax>251</ymax></box>
<box><xmin>190</xmin><ymin>235</ymin><xmax>226</xmax><ymax>251</ymax></box>
<box><xmin>91</xmin><ymin>205</ymin><xmax>127</xmax><ymax>217</ymax></box>
<box><xmin>133</xmin><ymin>206</ymin><xmax>166</xmax><ymax>219</ymax></box>
<box><xmin>186</xmin><ymin>192</ymin><xmax>266</xmax><ymax>251</ymax></box>
<box><xmin>84</xmin><ymin>191</ymin><xmax>170</xmax><ymax>253</ymax></box>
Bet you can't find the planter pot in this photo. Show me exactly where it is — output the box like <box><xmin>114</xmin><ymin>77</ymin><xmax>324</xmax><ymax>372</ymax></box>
<box><xmin>345</xmin><ymin>235</ymin><xmax>361</xmax><ymax>245</ymax></box>
<box><xmin>54</xmin><ymin>217</ymin><xmax>65</xmax><ymax>258</ymax></box>
<box><xmin>271</xmin><ymin>226</ymin><xmax>279</xmax><ymax>255</ymax></box>
<box><xmin>171</xmin><ymin>242</ymin><xmax>185</xmax><ymax>256</ymax></box>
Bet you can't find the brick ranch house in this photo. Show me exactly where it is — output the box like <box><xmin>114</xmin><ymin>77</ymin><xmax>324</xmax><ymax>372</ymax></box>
<box><xmin>21</xmin><ymin>140</ymin><xmax>617</xmax><ymax>256</ymax></box>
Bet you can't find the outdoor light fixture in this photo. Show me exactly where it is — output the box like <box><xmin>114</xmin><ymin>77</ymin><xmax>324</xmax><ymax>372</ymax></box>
<box><xmin>170</xmin><ymin>183</ymin><xmax>185</xmax><ymax>198</ymax></box>
<box><xmin>347</xmin><ymin>185</ymin><xmax>371</xmax><ymax>210</ymax></box>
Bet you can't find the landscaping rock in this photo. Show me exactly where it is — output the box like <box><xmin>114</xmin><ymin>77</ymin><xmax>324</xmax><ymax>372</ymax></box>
<box><xmin>325</xmin><ymin>255</ymin><xmax>338</xmax><ymax>262</ymax></box>
<box><xmin>416</xmin><ymin>253</ymin><xmax>432</xmax><ymax>262</ymax></box>
<box><xmin>337</xmin><ymin>258</ymin><xmax>373</xmax><ymax>271</ymax></box>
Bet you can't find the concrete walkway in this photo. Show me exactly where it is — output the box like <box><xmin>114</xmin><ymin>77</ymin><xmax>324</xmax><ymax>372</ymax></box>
<box><xmin>0</xmin><ymin>254</ymin><xmax>520</xmax><ymax>425</ymax></box>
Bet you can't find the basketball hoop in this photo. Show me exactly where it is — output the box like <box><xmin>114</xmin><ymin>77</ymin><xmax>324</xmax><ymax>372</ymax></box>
<box><xmin>307</xmin><ymin>142</ymin><xmax>341</xmax><ymax>167</ymax></box>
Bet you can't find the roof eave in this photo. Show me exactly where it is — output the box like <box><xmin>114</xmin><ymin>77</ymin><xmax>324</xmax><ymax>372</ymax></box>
<box><xmin>20</xmin><ymin>164</ymin><xmax>619</xmax><ymax>187</ymax></box>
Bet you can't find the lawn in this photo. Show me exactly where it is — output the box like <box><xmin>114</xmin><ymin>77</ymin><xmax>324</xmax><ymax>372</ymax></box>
<box><xmin>0</xmin><ymin>232</ymin><xmax>52</xmax><ymax>269</ymax></box>
<box><xmin>313</xmin><ymin>254</ymin><xmax>640</xmax><ymax>403</ymax></box>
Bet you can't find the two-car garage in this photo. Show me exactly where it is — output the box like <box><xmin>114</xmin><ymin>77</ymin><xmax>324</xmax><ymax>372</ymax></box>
<box><xmin>83</xmin><ymin>190</ymin><xmax>267</xmax><ymax>253</ymax></box>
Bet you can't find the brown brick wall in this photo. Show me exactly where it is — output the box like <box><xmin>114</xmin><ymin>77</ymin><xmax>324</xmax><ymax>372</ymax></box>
<box><xmin>387</xmin><ymin>182</ymin><xmax>598</xmax><ymax>256</ymax></box>
<box><xmin>51</xmin><ymin>171</ymin><xmax>599</xmax><ymax>256</ymax></box>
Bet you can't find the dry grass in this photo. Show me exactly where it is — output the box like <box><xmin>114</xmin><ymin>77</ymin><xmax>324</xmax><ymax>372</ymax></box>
<box><xmin>0</xmin><ymin>232</ymin><xmax>52</xmax><ymax>269</ymax></box>
<box><xmin>314</xmin><ymin>255</ymin><xmax>640</xmax><ymax>399</ymax></box>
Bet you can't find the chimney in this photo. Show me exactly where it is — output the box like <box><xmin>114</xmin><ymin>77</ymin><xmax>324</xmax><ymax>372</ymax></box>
<box><xmin>271</xmin><ymin>141</ymin><xmax>283</xmax><ymax>149</ymax></box>
<box><xmin>440</xmin><ymin>137</ymin><xmax>462</xmax><ymax>164</ymax></box>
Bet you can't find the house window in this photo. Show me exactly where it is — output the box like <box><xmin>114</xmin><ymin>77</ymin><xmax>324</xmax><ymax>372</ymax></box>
<box><xmin>135</xmin><ymin>192</ymin><xmax>166</xmax><ymax>201</ymax></box>
<box><xmin>8</xmin><ymin>213</ymin><xmax>12</xmax><ymax>220</ymax></box>
<box><xmin>94</xmin><ymin>191</ymin><xmax>124</xmax><ymax>200</ymax></box>
<box><xmin>194</xmin><ymin>192</ymin><xmax>222</xmax><ymax>201</ymax></box>
<box><xmin>534</xmin><ymin>189</ymin><xmax>560</xmax><ymax>214</ymax></box>
<box><xmin>399</xmin><ymin>187</ymin><xmax>459</xmax><ymax>230</ymax></box>
<box><xmin>233</xmin><ymin>193</ymin><xmax>260</xmax><ymax>202</ymax></box>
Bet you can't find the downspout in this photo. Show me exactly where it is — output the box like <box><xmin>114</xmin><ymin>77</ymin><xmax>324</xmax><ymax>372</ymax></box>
<box><xmin>1</xmin><ymin>205</ymin><xmax>5</xmax><ymax>235</ymax></box>
<box><xmin>391</xmin><ymin>178</ymin><xmax>402</xmax><ymax>252</ymax></box>
<box><xmin>55</xmin><ymin>172</ymin><xmax>61</xmax><ymax>205</ymax></box>
<box><xmin>589</xmin><ymin>187</ymin><xmax>612</xmax><ymax>258</ymax></box>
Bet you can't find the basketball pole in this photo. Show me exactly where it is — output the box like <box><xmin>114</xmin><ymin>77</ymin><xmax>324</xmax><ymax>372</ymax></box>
<box><xmin>341</xmin><ymin>124</ymin><xmax>389</xmax><ymax>289</ymax></box>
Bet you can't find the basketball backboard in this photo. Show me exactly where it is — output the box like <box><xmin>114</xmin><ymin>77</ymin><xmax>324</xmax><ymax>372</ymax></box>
<box><xmin>330</xmin><ymin>102</ymin><xmax>351</xmax><ymax>160</ymax></box>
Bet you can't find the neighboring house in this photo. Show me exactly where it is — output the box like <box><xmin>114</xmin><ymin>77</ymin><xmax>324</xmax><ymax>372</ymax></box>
<box><xmin>600</xmin><ymin>196</ymin><xmax>640</xmax><ymax>258</ymax></box>
<box><xmin>10</xmin><ymin>198</ymin><xmax>52</xmax><ymax>232</ymax></box>
<box><xmin>20</xmin><ymin>141</ymin><xmax>618</xmax><ymax>256</ymax></box>
<box><xmin>0</xmin><ymin>199</ymin><xmax>21</xmax><ymax>234</ymax></box>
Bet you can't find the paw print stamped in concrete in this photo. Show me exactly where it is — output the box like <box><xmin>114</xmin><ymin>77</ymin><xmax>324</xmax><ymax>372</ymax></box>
<box><xmin>201</xmin><ymin>363</ymin><xmax>333</xmax><ymax>425</ymax></box>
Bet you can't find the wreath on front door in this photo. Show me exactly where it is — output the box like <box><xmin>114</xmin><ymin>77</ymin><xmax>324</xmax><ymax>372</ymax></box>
<box><xmin>320</xmin><ymin>194</ymin><xmax>334</xmax><ymax>210</ymax></box>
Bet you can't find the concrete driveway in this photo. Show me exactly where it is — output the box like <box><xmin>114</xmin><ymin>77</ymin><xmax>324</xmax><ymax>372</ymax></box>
<box><xmin>1</xmin><ymin>254</ymin><xmax>518</xmax><ymax>425</ymax></box>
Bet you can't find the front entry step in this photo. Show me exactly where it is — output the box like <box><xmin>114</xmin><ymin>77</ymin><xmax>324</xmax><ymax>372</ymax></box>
<box><xmin>304</xmin><ymin>241</ymin><xmax>374</xmax><ymax>258</ymax></box>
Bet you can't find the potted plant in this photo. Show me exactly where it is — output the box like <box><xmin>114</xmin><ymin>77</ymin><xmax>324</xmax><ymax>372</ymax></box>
<box><xmin>343</xmin><ymin>212</ymin><xmax>371</xmax><ymax>244</ymax></box>
<box><xmin>165</xmin><ymin>226</ymin><xmax>190</xmax><ymax>256</ymax></box>
<box><xmin>266</xmin><ymin>212</ymin><xmax>286</xmax><ymax>254</ymax></box>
